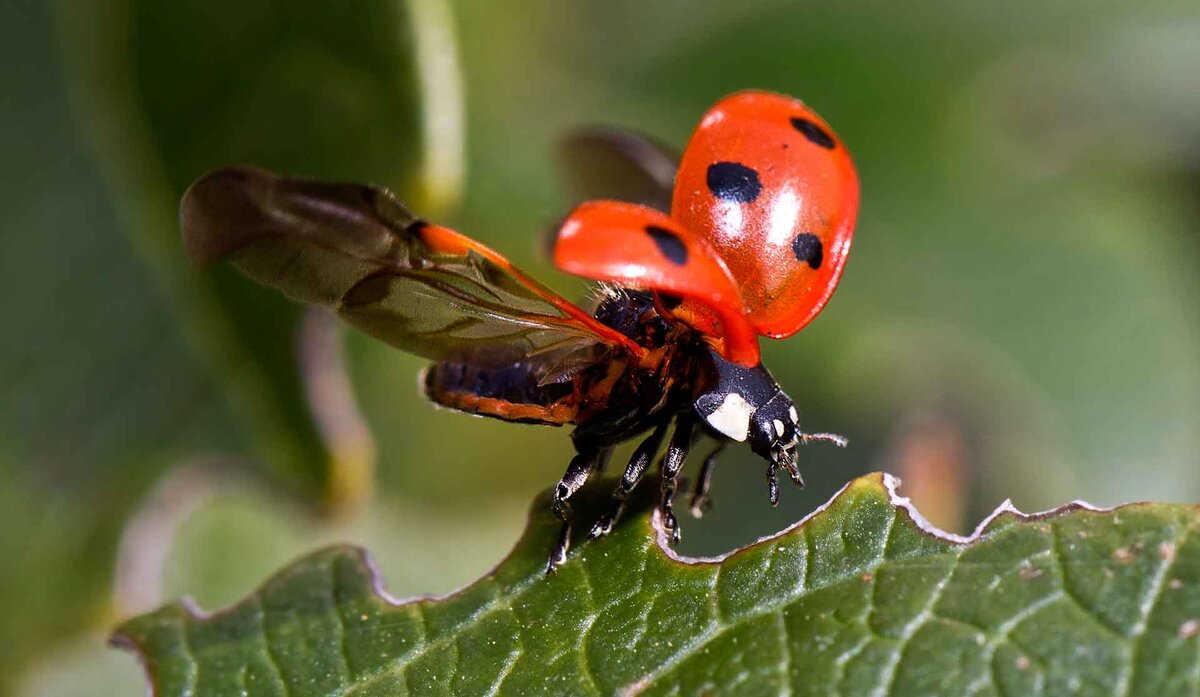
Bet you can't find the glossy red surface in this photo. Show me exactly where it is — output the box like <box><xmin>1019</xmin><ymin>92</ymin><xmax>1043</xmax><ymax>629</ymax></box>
<box><xmin>554</xmin><ymin>200</ymin><xmax>760</xmax><ymax>366</ymax></box>
<box><xmin>671</xmin><ymin>90</ymin><xmax>859</xmax><ymax>339</ymax></box>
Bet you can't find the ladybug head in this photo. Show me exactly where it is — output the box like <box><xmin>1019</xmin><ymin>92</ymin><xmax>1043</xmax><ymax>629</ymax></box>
<box><xmin>692</xmin><ymin>349</ymin><xmax>798</xmax><ymax>463</ymax></box>
<box><xmin>746</xmin><ymin>392</ymin><xmax>801</xmax><ymax>466</ymax></box>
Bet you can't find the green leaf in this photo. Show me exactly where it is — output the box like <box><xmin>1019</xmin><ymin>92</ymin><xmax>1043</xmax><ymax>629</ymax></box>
<box><xmin>114</xmin><ymin>473</ymin><xmax>1200</xmax><ymax>696</ymax></box>
<box><xmin>54</xmin><ymin>0</ymin><xmax>464</xmax><ymax>506</ymax></box>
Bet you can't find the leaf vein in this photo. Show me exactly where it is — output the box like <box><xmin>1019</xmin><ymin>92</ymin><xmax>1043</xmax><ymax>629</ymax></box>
<box><xmin>1118</xmin><ymin>524</ymin><xmax>1189</xmax><ymax>697</ymax></box>
<box><xmin>1049</xmin><ymin>522</ymin><xmax>1129</xmax><ymax>643</ymax></box>
<box><xmin>179</xmin><ymin>611</ymin><xmax>200</xmax><ymax>697</ymax></box>
<box><xmin>620</xmin><ymin>548</ymin><xmax>883</xmax><ymax>693</ymax></box>
<box><xmin>575</xmin><ymin>564</ymin><xmax>604</xmax><ymax>696</ymax></box>
<box><xmin>872</xmin><ymin>559</ymin><xmax>955</xmax><ymax>697</ymax></box>
<box><xmin>251</xmin><ymin>595</ymin><xmax>289</xmax><ymax>696</ymax></box>
<box><xmin>484</xmin><ymin>645</ymin><xmax>522</xmax><ymax>697</ymax></box>
<box><xmin>774</xmin><ymin>611</ymin><xmax>794</xmax><ymax>697</ymax></box>
<box><xmin>329</xmin><ymin>559</ymin><xmax>354</xmax><ymax>684</ymax></box>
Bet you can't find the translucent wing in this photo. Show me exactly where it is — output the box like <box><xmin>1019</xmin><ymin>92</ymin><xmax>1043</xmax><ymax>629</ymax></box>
<box><xmin>554</xmin><ymin>200</ymin><xmax>760</xmax><ymax>367</ymax></box>
<box><xmin>557</xmin><ymin>128</ymin><xmax>678</xmax><ymax>213</ymax></box>
<box><xmin>182</xmin><ymin>166</ymin><xmax>642</xmax><ymax>382</ymax></box>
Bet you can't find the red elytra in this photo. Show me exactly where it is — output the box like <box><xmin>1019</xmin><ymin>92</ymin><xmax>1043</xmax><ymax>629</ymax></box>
<box><xmin>672</xmin><ymin>90</ymin><xmax>859</xmax><ymax>339</ymax></box>
<box><xmin>555</xmin><ymin>89</ymin><xmax>859</xmax><ymax>361</ymax></box>
<box><xmin>554</xmin><ymin>201</ymin><xmax>760</xmax><ymax>366</ymax></box>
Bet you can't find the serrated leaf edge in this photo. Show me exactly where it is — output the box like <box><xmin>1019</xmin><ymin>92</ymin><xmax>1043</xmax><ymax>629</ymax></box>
<box><xmin>110</xmin><ymin>471</ymin><xmax>1142</xmax><ymax>696</ymax></box>
<box><xmin>654</xmin><ymin>472</ymin><xmax>1115</xmax><ymax>566</ymax></box>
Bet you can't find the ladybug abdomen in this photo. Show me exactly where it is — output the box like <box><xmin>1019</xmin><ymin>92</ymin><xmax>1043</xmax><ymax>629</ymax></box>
<box><xmin>421</xmin><ymin>361</ymin><xmax>579</xmax><ymax>425</ymax></box>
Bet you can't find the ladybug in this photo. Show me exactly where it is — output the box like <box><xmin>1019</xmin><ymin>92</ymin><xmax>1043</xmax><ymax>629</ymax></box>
<box><xmin>181</xmin><ymin>90</ymin><xmax>859</xmax><ymax>573</ymax></box>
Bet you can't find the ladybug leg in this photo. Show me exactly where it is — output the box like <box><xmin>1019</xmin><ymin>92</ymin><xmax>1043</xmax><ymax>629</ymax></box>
<box><xmin>592</xmin><ymin>447</ymin><xmax>615</xmax><ymax>476</ymax></box>
<box><xmin>588</xmin><ymin>421</ymin><xmax>669</xmax><ymax>540</ymax></box>
<box><xmin>546</xmin><ymin>444</ymin><xmax>608</xmax><ymax>575</ymax></box>
<box><xmin>766</xmin><ymin>460</ymin><xmax>781</xmax><ymax>507</ymax></box>
<box><xmin>688</xmin><ymin>441</ymin><xmax>726</xmax><ymax>518</ymax></box>
<box><xmin>659</xmin><ymin>413</ymin><xmax>697</xmax><ymax>546</ymax></box>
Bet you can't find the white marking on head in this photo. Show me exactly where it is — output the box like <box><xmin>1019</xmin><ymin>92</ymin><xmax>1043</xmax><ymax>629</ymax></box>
<box><xmin>773</xmin><ymin>419</ymin><xmax>785</xmax><ymax>438</ymax></box>
<box><xmin>705</xmin><ymin>393</ymin><xmax>754</xmax><ymax>442</ymax></box>
<box><xmin>788</xmin><ymin>405</ymin><xmax>799</xmax><ymax>423</ymax></box>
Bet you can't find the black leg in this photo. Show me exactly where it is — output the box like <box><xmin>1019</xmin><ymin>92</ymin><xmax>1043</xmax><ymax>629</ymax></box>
<box><xmin>660</xmin><ymin>414</ymin><xmax>697</xmax><ymax>546</ymax></box>
<box><xmin>546</xmin><ymin>444</ymin><xmax>607</xmax><ymax>575</ymax></box>
<box><xmin>766</xmin><ymin>460</ymin><xmax>780</xmax><ymax>507</ymax></box>
<box><xmin>688</xmin><ymin>441</ymin><xmax>726</xmax><ymax>518</ymax></box>
<box><xmin>592</xmin><ymin>447</ymin><xmax>615</xmax><ymax>476</ymax></box>
<box><xmin>588</xmin><ymin>422</ymin><xmax>669</xmax><ymax>539</ymax></box>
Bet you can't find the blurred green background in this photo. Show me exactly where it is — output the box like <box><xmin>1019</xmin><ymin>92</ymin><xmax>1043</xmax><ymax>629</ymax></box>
<box><xmin>3</xmin><ymin>0</ymin><xmax>1199</xmax><ymax>693</ymax></box>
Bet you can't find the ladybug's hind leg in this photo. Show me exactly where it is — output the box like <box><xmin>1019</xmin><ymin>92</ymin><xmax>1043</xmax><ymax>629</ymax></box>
<box><xmin>688</xmin><ymin>440</ymin><xmax>726</xmax><ymax>518</ymax></box>
<box><xmin>659</xmin><ymin>414</ymin><xmax>697</xmax><ymax>546</ymax></box>
<box><xmin>588</xmin><ymin>420</ymin><xmax>669</xmax><ymax>540</ymax></box>
<box><xmin>546</xmin><ymin>444</ymin><xmax>610</xmax><ymax>575</ymax></box>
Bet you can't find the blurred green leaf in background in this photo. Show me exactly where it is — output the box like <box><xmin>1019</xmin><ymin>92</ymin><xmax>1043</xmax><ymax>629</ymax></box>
<box><xmin>1</xmin><ymin>0</ymin><xmax>1198</xmax><ymax>694</ymax></box>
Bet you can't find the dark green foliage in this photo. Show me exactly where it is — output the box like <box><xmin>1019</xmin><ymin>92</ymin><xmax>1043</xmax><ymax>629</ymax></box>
<box><xmin>117</xmin><ymin>475</ymin><xmax>1200</xmax><ymax>696</ymax></box>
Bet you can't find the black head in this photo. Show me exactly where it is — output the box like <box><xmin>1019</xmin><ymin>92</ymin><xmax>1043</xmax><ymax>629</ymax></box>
<box><xmin>692</xmin><ymin>348</ymin><xmax>800</xmax><ymax>466</ymax></box>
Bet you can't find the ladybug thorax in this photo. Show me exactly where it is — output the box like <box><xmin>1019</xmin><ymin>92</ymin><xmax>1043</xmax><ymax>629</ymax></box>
<box><xmin>692</xmin><ymin>347</ymin><xmax>799</xmax><ymax>458</ymax></box>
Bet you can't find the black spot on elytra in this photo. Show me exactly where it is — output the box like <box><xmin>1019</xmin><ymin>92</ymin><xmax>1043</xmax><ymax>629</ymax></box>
<box><xmin>706</xmin><ymin>162</ymin><xmax>762</xmax><ymax>203</ymax></box>
<box><xmin>792</xmin><ymin>233</ymin><xmax>823</xmax><ymax>269</ymax></box>
<box><xmin>645</xmin><ymin>225</ymin><xmax>688</xmax><ymax>265</ymax></box>
<box><xmin>790</xmin><ymin>117</ymin><xmax>836</xmax><ymax>149</ymax></box>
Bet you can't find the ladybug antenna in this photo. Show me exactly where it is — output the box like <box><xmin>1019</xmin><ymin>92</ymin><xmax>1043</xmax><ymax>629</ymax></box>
<box><xmin>800</xmin><ymin>432</ymin><xmax>849</xmax><ymax>448</ymax></box>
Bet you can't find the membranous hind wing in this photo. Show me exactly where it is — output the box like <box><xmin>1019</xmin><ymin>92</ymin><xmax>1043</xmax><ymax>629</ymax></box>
<box><xmin>182</xmin><ymin>166</ymin><xmax>642</xmax><ymax>383</ymax></box>
<box><xmin>557</xmin><ymin>128</ymin><xmax>679</xmax><ymax>213</ymax></box>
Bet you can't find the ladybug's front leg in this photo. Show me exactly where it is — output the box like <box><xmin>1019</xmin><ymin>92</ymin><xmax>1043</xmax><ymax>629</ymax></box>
<box><xmin>688</xmin><ymin>440</ymin><xmax>726</xmax><ymax>518</ymax></box>
<box><xmin>766</xmin><ymin>460</ymin><xmax>781</xmax><ymax>507</ymax></box>
<box><xmin>588</xmin><ymin>420</ymin><xmax>670</xmax><ymax>540</ymax></box>
<box><xmin>659</xmin><ymin>413</ymin><xmax>696</xmax><ymax>546</ymax></box>
<box><xmin>546</xmin><ymin>444</ymin><xmax>609</xmax><ymax>575</ymax></box>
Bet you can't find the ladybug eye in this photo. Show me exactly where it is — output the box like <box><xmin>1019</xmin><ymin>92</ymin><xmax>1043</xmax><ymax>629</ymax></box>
<box><xmin>789</xmin><ymin>117</ymin><xmax>836</xmax><ymax>149</ymax></box>
<box><xmin>791</xmin><ymin>233</ymin><xmax>824</xmax><ymax>269</ymax></box>
<box><xmin>706</xmin><ymin>162</ymin><xmax>762</xmax><ymax>204</ymax></box>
